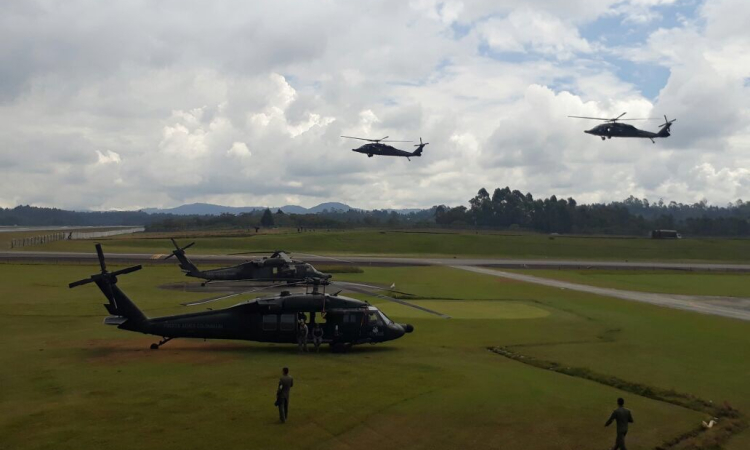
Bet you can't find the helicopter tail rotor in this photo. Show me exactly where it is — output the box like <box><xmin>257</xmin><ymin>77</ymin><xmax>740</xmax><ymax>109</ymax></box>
<box><xmin>164</xmin><ymin>238</ymin><xmax>201</xmax><ymax>275</ymax></box>
<box><xmin>69</xmin><ymin>244</ymin><xmax>147</xmax><ymax>322</ymax></box>
<box><xmin>412</xmin><ymin>137</ymin><xmax>428</xmax><ymax>156</ymax></box>
<box><xmin>658</xmin><ymin>115</ymin><xmax>676</xmax><ymax>137</ymax></box>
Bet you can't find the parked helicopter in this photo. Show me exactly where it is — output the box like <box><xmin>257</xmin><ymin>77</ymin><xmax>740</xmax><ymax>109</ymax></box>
<box><xmin>69</xmin><ymin>244</ymin><xmax>414</xmax><ymax>352</ymax></box>
<box><xmin>342</xmin><ymin>135</ymin><xmax>428</xmax><ymax>160</ymax></box>
<box><xmin>166</xmin><ymin>238</ymin><xmax>330</xmax><ymax>286</ymax></box>
<box><xmin>568</xmin><ymin>113</ymin><xmax>676</xmax><ymax>143</ymax></box>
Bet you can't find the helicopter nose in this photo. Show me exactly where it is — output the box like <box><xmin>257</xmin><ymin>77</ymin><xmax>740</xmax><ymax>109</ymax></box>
<box><xmin>401</xmin><ymin>323</ymin><xmax>414</xmax><ymax>333</ymax></box>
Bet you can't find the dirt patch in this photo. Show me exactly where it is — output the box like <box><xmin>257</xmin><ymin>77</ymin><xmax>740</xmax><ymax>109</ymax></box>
<box><xmin>80</xmin><ymin>338</ymin><xmax>256</xmax><ymax>365</ymax></box>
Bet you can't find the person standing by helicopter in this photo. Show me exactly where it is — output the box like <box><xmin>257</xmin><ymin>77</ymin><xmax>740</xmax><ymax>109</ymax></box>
<box><xmin>297</xmin><ymin>319</ymin><xmax>309</xmax><ymax>352</ymax></box>
<box><xmin>312</xmin><ymin>323</ymin><xmax>324</xmax><ymax>352</ymax></box>
<box><xmin>276</xmin><ymin>367</ymin><xmax>294</xmax><ymax>423</ymax></box>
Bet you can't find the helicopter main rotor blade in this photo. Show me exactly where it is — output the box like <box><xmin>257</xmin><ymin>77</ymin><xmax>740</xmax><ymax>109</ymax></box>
<box><xmin>381</xmin><ymin>140</ymin><xmax>413</xmax><ymax>143</ymax></box>
<box><xmin>333</xmin><ymin>280</ymin><xmax>415</xmax><ymax>297</ymax></box>
<box><xmin>335</xmin><ymin>282</ymin><xmax>450</xmax><ymax>319</ymax></box>
<box><xmin>341</xmin><ymin>135</ymin><xmax>379</xmax><ymax>142</ymax></box>
<box><xmin>614</xmin><ymin>112</ymin><xmax>627</xmax><ymax>121</ymax></box>
<box><xmin>293</xmin><ymin>252</ymin><xmax>354</xmax><ymax>264</ymax></box>
<box><xmin>181</xmin><ymin>281</ymin><xmax>309</xmax><ymax>306</ymax></box>
<box><xmin>568</xmin><ymin>116</ymin><xmax>612</xmax><ymax>121</ymax></box>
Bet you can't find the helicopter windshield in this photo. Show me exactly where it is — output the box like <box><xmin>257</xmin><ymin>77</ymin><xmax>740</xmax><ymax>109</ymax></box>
<box><xmin>368</xmin><ymin>308</ymin><xmax>392</xmax><ymax>325</ymax></box>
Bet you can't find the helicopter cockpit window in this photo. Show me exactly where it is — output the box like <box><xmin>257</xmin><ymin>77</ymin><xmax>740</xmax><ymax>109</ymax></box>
<box><xmin>377</xmin><ymin>310</ymin><xmax>393</xmax><ymax>325</ymax></box>
<box><xmin>366</xmin><ymin>311</ymin><xmax>384</xmax><ymax>326</ymax></box>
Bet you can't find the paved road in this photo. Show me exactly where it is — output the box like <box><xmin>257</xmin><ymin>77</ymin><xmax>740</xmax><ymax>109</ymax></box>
<box><xmin>2</xmin><ymin>250</ymin><xmax>750</xmax><ymax>272</ymax></box>
<box><xmin>453</xmin><ymin>265</ymin><xmax>750</xmax><ymax>322</ymax></box>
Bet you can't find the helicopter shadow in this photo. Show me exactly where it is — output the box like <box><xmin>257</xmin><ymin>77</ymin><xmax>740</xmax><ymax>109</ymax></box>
<box><xmin>83</xmin><ymin>339</ymin><xmax>399</xmax><ymax>360</ymax></box>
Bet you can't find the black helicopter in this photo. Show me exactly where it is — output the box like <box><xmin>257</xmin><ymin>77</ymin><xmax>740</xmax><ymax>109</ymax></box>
<box><xmin>166</xmin><ymin>239</ymin><xmax>330</xmax><ymax>286</ymax></box>
<box><xmin>569</xmin><ymin>113</ymin><xmax>676</xmax><ymax>143</ymax></box>
<box><xmin>342</xmin><ymin>135</ymin><xmax>428</xmax><ymax>160</ymax></box>
<box><xmin>69</xmin><ymin>244</ymin><xmax>414</xmax><ymax>352</ymax></box>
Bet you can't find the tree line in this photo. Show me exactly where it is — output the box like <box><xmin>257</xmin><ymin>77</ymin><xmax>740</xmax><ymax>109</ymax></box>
<box><xmin>4</xmin><ymin>188</ymin><xmax>750</xmax><ymax>236</ymax></box>
<box><xmin>435</xmin><ymin>187</ymin><xmax>750</xmax><ymax>236</ymax></box>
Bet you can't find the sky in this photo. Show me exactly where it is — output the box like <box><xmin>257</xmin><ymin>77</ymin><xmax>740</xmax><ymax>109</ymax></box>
<box><xmin>1</xmin><ymin>0</ymin><xmax>749</xmax><ymax>211</ymax></box>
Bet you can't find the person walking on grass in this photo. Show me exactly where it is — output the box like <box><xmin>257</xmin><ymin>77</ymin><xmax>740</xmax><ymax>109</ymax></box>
<box><xmin>276</xmin><ymin>367</ymin><xmax>294</xmax><ymax>423</ymax></box>
<box><xmin>605</xmin><ymin>397</ymin><xmax>634</xmax><ymax>450</ymax></box>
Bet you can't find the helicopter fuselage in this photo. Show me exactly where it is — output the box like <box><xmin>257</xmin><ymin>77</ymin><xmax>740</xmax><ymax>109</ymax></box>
<box><xmin>584</xmin><ymin>123</ymin><xmax>669</xmax><ymax>141</ymax></box>
<box><xmin>192</xmin><ymin>260</ymin><xmax>330</xmax><ymax>283</ymax></box>
<box><xmin>116</xmin><ymin>289</ymin><xmax>411</xmax><ymax>347</ymax></box>
<box><xmin>352</xmin><ymin>143</ymin><xmax>419</xmax><ymax>158</ymax></box>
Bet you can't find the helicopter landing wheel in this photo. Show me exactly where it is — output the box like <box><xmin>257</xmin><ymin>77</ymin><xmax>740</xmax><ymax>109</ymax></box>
<box><xmin>150</xmin><ymin>337</ymin><xmax>173</xmax><ymax>350</ymax></box>
<box><xmin>368</xmin><ymin>154</ymin><xmax>373</xmax><ymax>158</ymax></box>
<box><xmin>601</xmin><ymin>137</ymin><xmax>606</xmax><ymax>141</ymax></box>
<box><xmin>607</xmin><ymin>136</ymin><xmax>612</xmax><ymax>139</ymax></box>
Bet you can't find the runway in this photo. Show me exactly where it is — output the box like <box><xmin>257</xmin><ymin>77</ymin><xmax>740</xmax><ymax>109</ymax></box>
<box><xmin>2</xmin><ymin>250</ymin><xmax>750</xmax><ymax>272</ymax></box>
<box><xmin>3</xmin><ymin>249</ymin><xmax>749</xmax><ymax>320</ymax></box>
<box><xmin>454</xmin><ymin>265</ymin><xmax>750</xmax><ymax>322</ymax></box>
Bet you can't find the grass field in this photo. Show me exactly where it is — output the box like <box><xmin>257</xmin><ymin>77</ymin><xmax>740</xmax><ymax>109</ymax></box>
<box><xmin>15</xmin><ymin>229</ymin><xmax>750</xmax><ymax>262</ymax></box>
<box><xmin>2</xmin><ymin>263</ymin><xmax>749</xmax><ymax>449</ymax></box>
<box><xmin>511</xmin><ymin>269</ymin><xmax>750</xmax><ymax>297</ymax></box>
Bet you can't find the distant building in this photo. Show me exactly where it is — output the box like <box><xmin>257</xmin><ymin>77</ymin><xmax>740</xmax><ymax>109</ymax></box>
<box><xmin>651</xmin><ymin>229</ymin><xmax>682</xmax><ymax>239</ymax></box>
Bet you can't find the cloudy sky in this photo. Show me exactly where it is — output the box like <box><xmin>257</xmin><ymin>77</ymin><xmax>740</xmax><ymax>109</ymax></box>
<box><xmin>1</xmin><ymin>0</ymin><xmax>749</xmax><ymax>211</ymax></box>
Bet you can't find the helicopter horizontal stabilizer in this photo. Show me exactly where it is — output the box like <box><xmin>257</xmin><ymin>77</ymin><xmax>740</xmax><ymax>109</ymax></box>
<box><xmin>104</xmin><ymin>315</ymin><xmax>128</xmax><ymax>326</ymax></box>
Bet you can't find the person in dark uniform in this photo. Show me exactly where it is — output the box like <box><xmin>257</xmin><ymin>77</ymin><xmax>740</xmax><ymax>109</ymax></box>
<box><xmin>276</xmin><ymin>367</ymin><xmax>294</xmax><ymax>423</ymax></box>
<box><xmin>297</xmin><ymin>320</ymin><xmax>308</xmax><ymax>352</ymax></box>
<box><xmin>312</xmin><ymin>323</ymin><xmax>324</xmax><ymax>352</ymax></box>
<box><xmin>605</xmin><ymin>397</ymin><xmax>634</xmax><ymax>450</ymax></box>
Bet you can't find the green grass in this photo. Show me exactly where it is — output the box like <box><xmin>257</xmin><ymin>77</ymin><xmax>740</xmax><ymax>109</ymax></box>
<box><xmin>1</xmin><ymin>264</ymin><xmax>749</xmax><ymax>449</ymax></box>
<box><xmin>21</xmin><ymin>229</ymin><xmax>750</xmax><ymax>262</ymax></box>
<box><xmin>511</xmin><ymin>269</ymin><xmax>750</xmax><ymax>297</ymax></box>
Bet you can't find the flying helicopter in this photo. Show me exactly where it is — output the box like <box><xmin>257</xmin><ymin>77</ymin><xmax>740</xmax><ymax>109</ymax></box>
<box><xmin>341</xmin><ymin>135</ymin><xmax>428</xmax><ymax>160</ymax></box>
<box><xmin>568</xmin><ymin>113</ymin><xmax>676</xmax><ymax>143</ymax></box>
<box><xmin>69</xmin><ymin>244</ymin><xmax>414</xmax><ymax>352</ymax></box>
<box><xmin>166</xmin><ymin>238</ymin><xmax>330</xmax><ymax>286</ymax></box>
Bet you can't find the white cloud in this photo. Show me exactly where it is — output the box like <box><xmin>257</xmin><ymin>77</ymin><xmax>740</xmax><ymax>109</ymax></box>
<box><xmin>475</xmin><ymin>9</ymin><xmax>593</xmax><ymax>59</ymax></box>
<box><xmin>0</xmin><ymin>0</ymin><xmax>748</xmax><ymax>211</ymax></box>
<box><xmin>227</xmin><ymin>142</ymin><xmax>251</xmax><ymax>158</ymax></box>
<box><xmin>96</xmin><ymin>150</ymin><xmax>121</xmax><ymax>165</ymax></box>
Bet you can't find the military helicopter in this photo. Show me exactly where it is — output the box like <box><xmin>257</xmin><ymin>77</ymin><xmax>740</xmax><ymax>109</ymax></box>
<box><xmin>166</xmin><ymin>239</ymin><xmax>330</xmax><ymax>286</ymax></box>
<box><xmin>69</xmin><ymin>244</ymin><xmax>414</xmax><ymax>352</ymax></box>
<box><xmin>569</xmin><ymin>113</ymin><xmax>676</xmax><ymax>143</ymax></box>
<box><xmin>342</xmin><ymin>135</ymin><xmax>428</xmax><ymax>160</ymax></box>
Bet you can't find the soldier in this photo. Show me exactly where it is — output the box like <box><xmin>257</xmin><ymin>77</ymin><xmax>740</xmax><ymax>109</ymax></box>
<box><xmin>276</xmin><ymin>367</ymin><xmax>294</xmax><ymax>423</ymax></box>
<box><xmin>312</xmin><ymin>323</ymin><xmax>324</xmax><ymax>352</ymax></box>
<box><xmin>605</xmin><ymin>397</ymin><xmax>634</xmax><ymax>450</ymax></box>
<box><xmin>297</xmin><ymin>320</ymin><xmax>308</xmax><ymax>352</ymax></box>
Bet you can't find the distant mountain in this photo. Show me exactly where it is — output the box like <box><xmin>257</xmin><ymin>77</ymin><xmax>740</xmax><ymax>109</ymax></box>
<box><xmin>141</xmin><ymin>203</ymin><xmax>266</xmax><ymax>215</ymax></box>
<box><xmin>142</xmin><ymin>202</ymin><xmax>355</xmax><ymax>216</ymax></box>
<box><xmin>307</xmin><ymin>202</ymin><xmax>353</xmax><ymax>213</ymax></box>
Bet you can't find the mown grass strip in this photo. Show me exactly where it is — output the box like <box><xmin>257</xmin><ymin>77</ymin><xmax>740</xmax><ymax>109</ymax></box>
<box><xmin>489</xmin><ymin>346</ymin><xmax>747</xmax><ymax>450</ymax></box>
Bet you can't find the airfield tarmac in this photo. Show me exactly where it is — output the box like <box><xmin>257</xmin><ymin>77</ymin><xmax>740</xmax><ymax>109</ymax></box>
<box><xmin>454</xmin><ymin>265</ymin><xmax>750</xmax><ymax>322</ymax></box>
<box><xmin>3</xmin><ymin>249</ymin><xmax>750</xmax><ymax>271</ymax></box>
<box><xmin>16</xmin><ymin>248</ymin><xmax>745</xmax><ymax>321</ymax></box>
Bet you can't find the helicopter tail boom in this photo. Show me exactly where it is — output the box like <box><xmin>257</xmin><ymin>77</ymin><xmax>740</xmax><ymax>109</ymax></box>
<box><xmin>412</xmin><ymin>137</ymin><xmax>429</xmax><ymax>157</ymax></box>
<box><xmin>166</xmin><ymin>238</ymin><xmax>201</xmax><ymax>276</ymax></box>
<box><xmin>69</xmin><ymin>244</ymin><xmax>147</xmax><ymax>324</ymax></box>
<box><xmin>657</xmin><ymin>115</ymin><xmax>676</xmax><ymax>138</ymax></box>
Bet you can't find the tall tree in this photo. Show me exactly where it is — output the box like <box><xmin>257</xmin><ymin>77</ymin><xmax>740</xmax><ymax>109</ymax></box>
<box><xmin>260</xmin><ymin>208</ymin><xmax>275</xmax><ymax>227</ymax></box>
